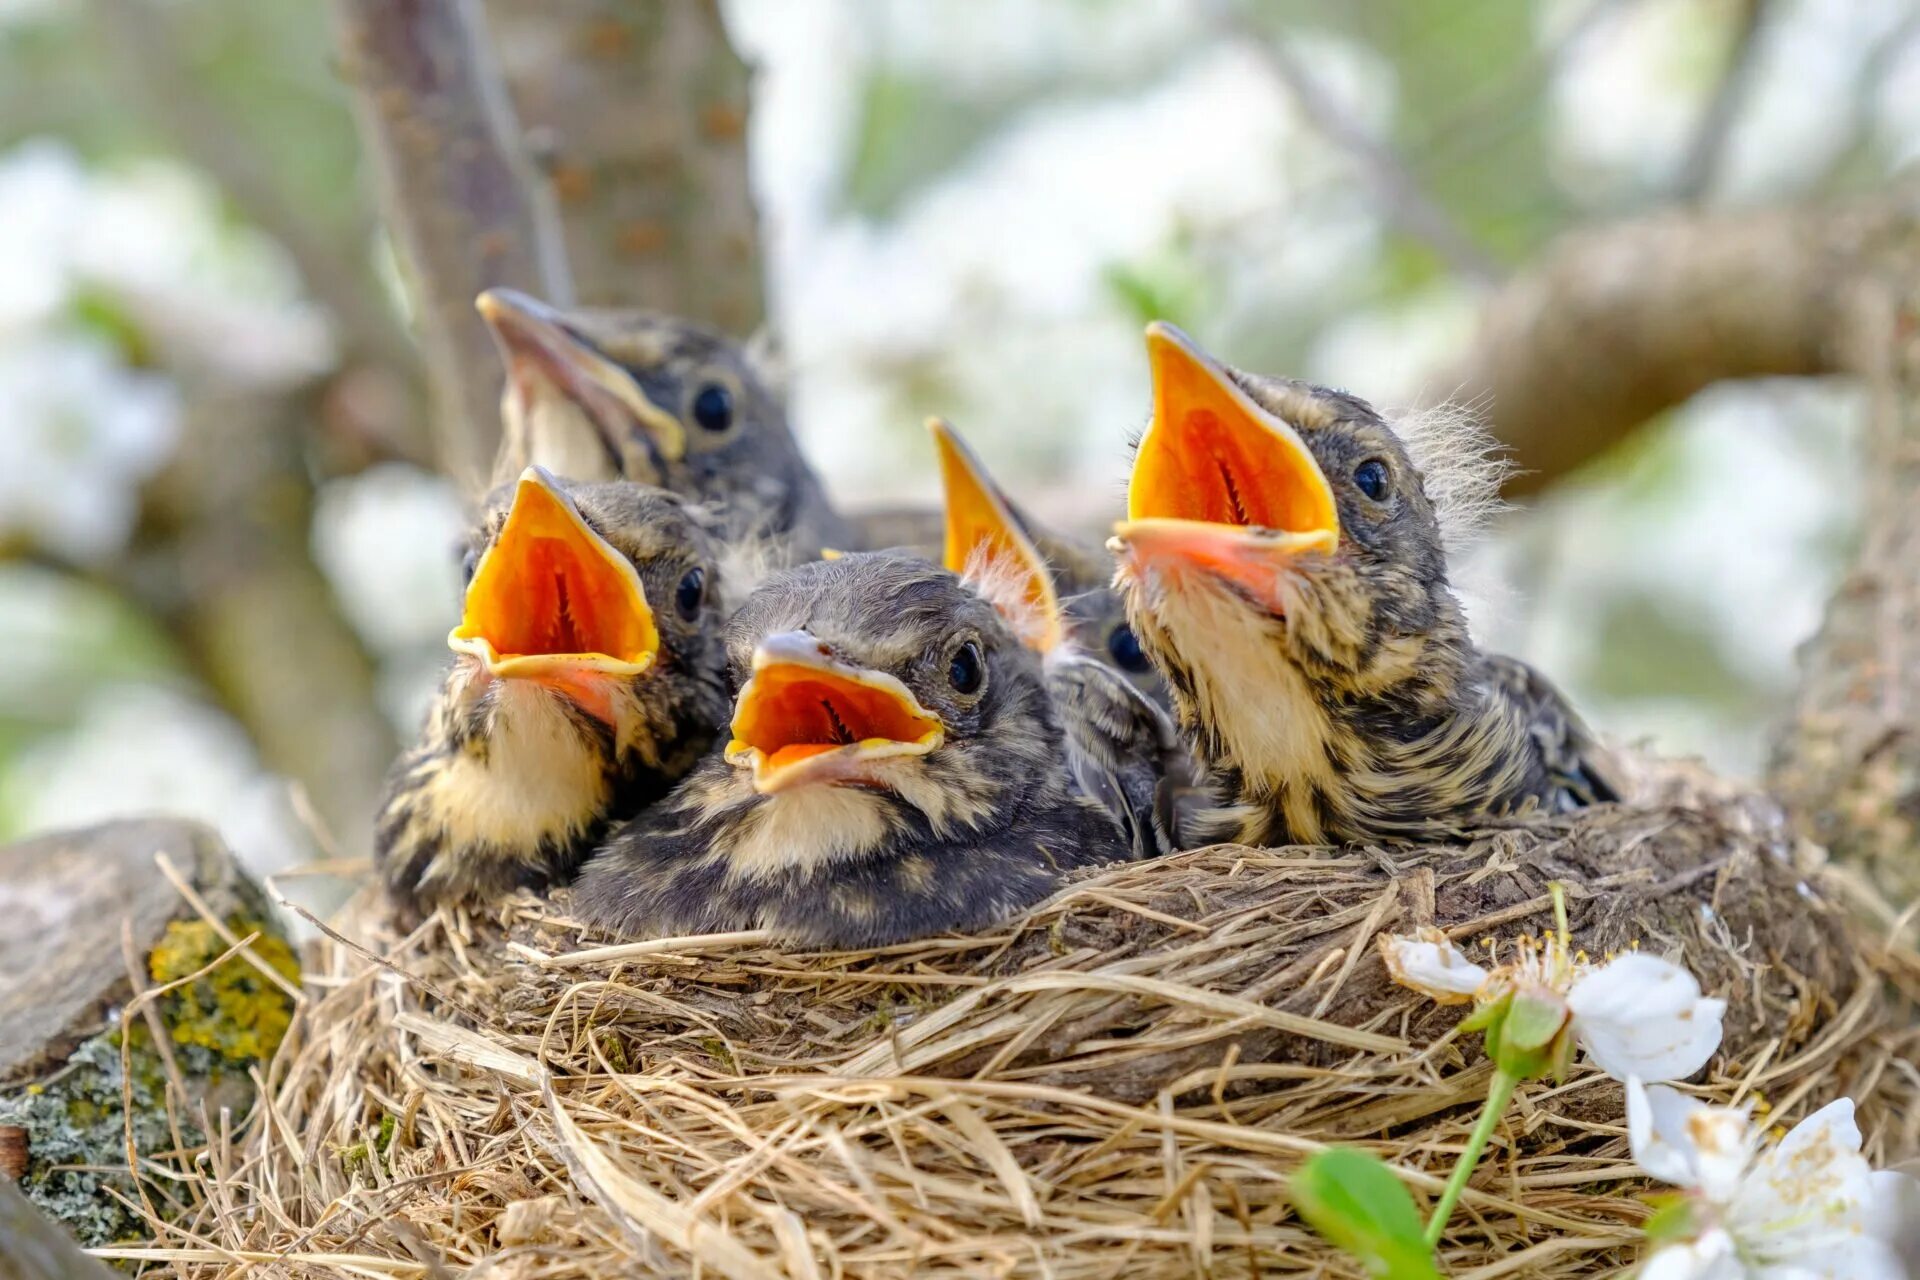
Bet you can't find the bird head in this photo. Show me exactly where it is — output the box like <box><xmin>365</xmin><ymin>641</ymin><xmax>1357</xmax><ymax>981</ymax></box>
<box><xmin>719</xmin><ymin>554</ymin><xmax>1055</xmax><ymax>825</ymax></box>
<box><xmin>928</xmin><ymin>416</ymin><xmax>1167</xmax><ymax>707</ymax></box>
<box><xmin>450</xmin><ymin>467</ymin><xmax>729</xmax><ymax>737</ymax></box>
<box><xmin>1110</xmin><ymin>322</ymin><xmax>1463</xmax><ymax>693</ymax></box>
<box><xmin>477</xmin><ymin>289</ymin><xmax>811</xmax><ymax>533</ymax></box>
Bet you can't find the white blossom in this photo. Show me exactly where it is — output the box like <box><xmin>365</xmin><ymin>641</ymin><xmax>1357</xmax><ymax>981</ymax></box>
<box><xmin>1379</xmin><ymin>931</ymin><xmax>1724</xmax><ymax>1083</ymax></box>
<box><xmin>1629</xmin><ymin>1079</ymin><xmax>1915</xmax><ymax>1280</ymax></box>
<box><xmin>1378</xmin><ymin>928</ymin><xmax>1488</xmax><ymax>1004</ymax></box>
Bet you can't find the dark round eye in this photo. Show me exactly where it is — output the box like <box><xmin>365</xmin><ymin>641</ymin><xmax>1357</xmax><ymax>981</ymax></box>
<box><xmin>674</xmin><ymin>566</ymin><xmax>705</xmax><ymax>619</ymax></box>
<box><xmin>460</xmin><ymin>545</ymin><xmax>479</xmax><ymax>586</ymax></box>
<box><xmin>1106</xmin><ymin>623</ymin><xmax>1151</xmax><ymax>674</ymax></box>
<box><xmin>948</xmin><ymin>640</ymin><xmax>985</xmax><ymax>695</ymax></box>
<box><xmin>1354</xmin><ymin>459</ymin><xmax>1390</xmax><ymax>502</ymax></box>
<box><xmin>690</xmin><ymin>383</ymin><xmax>734</xmax><ymax>433</ymax></box>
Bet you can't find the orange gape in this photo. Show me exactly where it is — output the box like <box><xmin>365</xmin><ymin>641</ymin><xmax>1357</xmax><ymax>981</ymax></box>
<box><xmin>1128</xmin><ymin>323</ymin><xmax>1339</xmax><ymax>540</ymax></box>
<box><xmin>450</xmin><ymin>467</ymin><xmax>660</xmax><ymax>676</ymax></box>
<box><xmin>731</xmin><ymin>664</ymin><xmax>942</xmax><ymax>771</ymax></box>
<box><xmin>929</xmin><ymin>417</ymin><xmax>1064</xmax><ymax>654</ymax></box>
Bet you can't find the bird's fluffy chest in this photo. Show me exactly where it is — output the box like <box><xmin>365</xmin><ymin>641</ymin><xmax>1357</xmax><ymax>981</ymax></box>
<box><xmin>1147</xmin><ymin>575</ymin><xmax>1343</xmax><ymax>842</ymax></box>
<box><xmin>424</xmin><ymin>683</ymin><xmax>614</xmax><ymax>858</ymax></box>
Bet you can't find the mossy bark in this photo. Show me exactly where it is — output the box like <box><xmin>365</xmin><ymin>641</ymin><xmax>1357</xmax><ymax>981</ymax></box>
<box><xmin>0</xmin><ymin>820</ymin><xmax>301</xmax><ymax>1250</ymax></box>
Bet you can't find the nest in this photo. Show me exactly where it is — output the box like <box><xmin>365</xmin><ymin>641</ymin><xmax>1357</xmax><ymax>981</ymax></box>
<box><xmin>114</xmin><ymin>759</ymin><xmax>1920</xmax><ymax>1279</ymax></box>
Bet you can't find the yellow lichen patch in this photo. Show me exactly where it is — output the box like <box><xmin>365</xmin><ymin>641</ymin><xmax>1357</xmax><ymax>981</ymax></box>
<box><xmin>147</xmin><ymin>918</ymin><xmax>302</xmax><ymax>1064</ymax></box>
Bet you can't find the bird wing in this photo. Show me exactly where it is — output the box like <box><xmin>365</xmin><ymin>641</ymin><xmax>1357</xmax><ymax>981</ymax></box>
<box><xmin>1482</xmin><ymin>653</ymin><xmax>1621</xmax><ymax>810</ymax></box>
<box><xmin>1047</xmin><ymin>652</ymin><xmax>1201</xmax><ymax>857</ymax></box>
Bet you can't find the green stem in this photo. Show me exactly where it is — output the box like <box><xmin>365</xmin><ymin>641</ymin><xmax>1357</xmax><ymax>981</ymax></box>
<box><xmin>1424</xmin><ymin>1069</ymin><xmax>1519</xmax><ymax>1249</ymax></box>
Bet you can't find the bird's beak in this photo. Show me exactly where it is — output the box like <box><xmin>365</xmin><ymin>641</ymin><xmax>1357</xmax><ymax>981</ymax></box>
<box><xmin>1113</xmin><ymin>322</ymin><xmax>1339</xmax><ymax>608</ymax></box>
<box><xmin>725</xmin><ymin>630</ymin><xmax>945</xmax><ymax>795</ymax></box>
<box><xmin>449</xmin><ymin>466</ymin><xmax>661</xmax><ymax>682</ymax></box>
<box><xmin>928</xmin><ymin>417</ymin><xmax>1064</xmax><ymax>654</ymax></box>
<box><xmin>476</xmin><ymin>288</ymin><xmax>688</xmax><ymax>464</ymax></box>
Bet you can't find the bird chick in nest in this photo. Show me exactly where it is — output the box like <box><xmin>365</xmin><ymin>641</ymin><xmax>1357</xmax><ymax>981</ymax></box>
<box><xmin>375</xmin><ymin>467</ymin><xmax>731</xmax><ymax>913</ymax></box>
<box><xmin>928</xmin><ymin>417</ymin><xmax>1196</xmax><ymax>857</ymax></box>
<box><xmin>927</xmin><ymin>417</ymin><xmax>1168</xmax><ymax>711</ymax></box>
<box><xmin>572</xmin><ymin>552</ymin><xmax>1137</xmax><ymax>948</ymax></box>
<box><xmin>476</xmin><ymin>288</ymin><xmax>851</xmax><ymax>559</ymax></box>
<box><xmin>1109</xmin><ymin>323</ymin><xmax>1618</xmax><ymax>848</ymax></box>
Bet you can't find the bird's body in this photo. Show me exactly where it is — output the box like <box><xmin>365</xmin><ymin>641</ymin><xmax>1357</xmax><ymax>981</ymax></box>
<box><xmin>376</xmin><ymin>470</ymin><xmax>731</xmax><ymax>912</ymax></box>
<box><xmin>1111</xmin><ymin>324</ymin><xmax>1615</xmax><ymax>848</ymax></box>
<box><xmin>573</xmin><ymin>552</ymin><xmax>1131</xmax><ymax>948</ymax></box>
<box><xmin>478</xmin><ymin>289</ymin><xmax>851</xmax><ymax>559</ymax></box>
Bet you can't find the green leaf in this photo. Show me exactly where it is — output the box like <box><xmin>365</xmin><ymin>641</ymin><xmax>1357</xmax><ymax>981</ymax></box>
<box><xmin>1290</xmin><ymin>1149</ymin><xmax>1441</xmax><ymax>1280</ymax></box>
<box><xmin>1640</xmin><ymin>1192</ymin><xmax>1699</xmax><ymax>1243</ymax></box>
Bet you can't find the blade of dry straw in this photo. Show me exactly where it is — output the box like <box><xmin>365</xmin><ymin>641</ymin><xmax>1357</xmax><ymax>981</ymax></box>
<box><xmin>546</xmin><ymin>1083</ymin><xmax>786</xmax><ymax>1280</ymax></box>
<box><xmin>940</xmin><ymin>1097</ymin><xmax>1041</xmax><ymax>1227</ymax></box>
<box><xmin>518</xmin><ymin>929</ymin><xmax>773</xmax><ymax>968</ymax></box>
<box><xmin>394</xmin><ymin>1012</ymin><xmax>541</xmax><ymax>1086</ymax></box>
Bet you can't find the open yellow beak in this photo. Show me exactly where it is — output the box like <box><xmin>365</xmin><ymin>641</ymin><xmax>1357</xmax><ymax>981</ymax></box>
<box><xmin>476</xmin><ymin>288</ymin><xmax>687</xmax><ymax>464</ymax></box>
<box><xmin>724</xmin><ymin>631</ymin><xmax>945</xmax><ymax>794</ymax></box>
<box><xmin>449</xmin><ymin>466</ymin><xmax>660</xmax><ymax>680</ymax></box>
<box><xmin>1112</xmin><ymin>323</ymin><xmax>1340</xmax><ymax>606</ymax></box>
<box><xmin>928</xmin><ymin>417</ymin><xmax>1064</xmax><ymax>654</ymax></box>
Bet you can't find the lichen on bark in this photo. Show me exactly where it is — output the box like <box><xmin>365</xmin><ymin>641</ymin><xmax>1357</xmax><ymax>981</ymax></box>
<box><xmin>0</xmin><ymin>915</ymin><xmax>301</xmax><ymax>1248</ymax></box>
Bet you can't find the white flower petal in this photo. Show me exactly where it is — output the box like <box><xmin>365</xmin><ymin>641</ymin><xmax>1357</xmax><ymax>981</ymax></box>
<box><xmin>1730</xmin><ymin>1098</ymin><xmax>1875</xmax><ymax>1244</ymax></box>
<box><xmin>1568</xmin><ymin>955</ymin><xmax>1723</xmax><ymax>1082</ymax></box>
<box><xmin>1865</xmin><ymin>1169</ymin><xmax>1920</xmax><ymax>1245</ymax></box>
<box><xmin>1628</xmin><ymin>1078</ymin><xmax>1711</xmax><ymax>1189</ymax></box>
<box><xmin>1748</xmin><ymin>1236</ymin><xmax>1908</xmax><ymax>1280</ymax></box>
<box><xmin>1378</xmin><ymin>931</ymin><xmax>1488</xmax><ymax>1005</ymax></box>
<box><xmin>1639</xmin><ymin>1228</ymin><xmax>1743</xmax><ymax>1280</ymax></box>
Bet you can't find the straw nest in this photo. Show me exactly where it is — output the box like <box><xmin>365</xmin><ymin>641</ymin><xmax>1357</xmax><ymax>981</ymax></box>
<box><xmin>117</xmin><ymin>757</ymin><xmax>1919</xmax><ymax>1280</ymax></box>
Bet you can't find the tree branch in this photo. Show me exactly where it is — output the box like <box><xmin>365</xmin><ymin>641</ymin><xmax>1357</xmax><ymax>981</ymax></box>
<box><xmin>1671</xmin><ymin>0</ymin><xmax>1771</xmax><ymax>204</ymax></box>
<box><xmin>331</xmin><ymin>0</ymin><xmax>574</xmax><ymax>495</ymax></box>
<box><xmin>1220</xmin><ymin>11</ymin><xmax>1503</xmax><ymax>286</ymax></box>
<box><xmin>1770</xmin><ymin>278</ymin><xmax>1920</xmax><ymax>902</ymax></box>
<box><xmin>481</xmin><ymin>0</ymin><xmax>766</xmax><ymax>329</ymax></box>
<box><xmin>123</xmin><ymin>383</ymin><xmax>398</xmax><ymax>854</ymax></box>
<box><xmin>1441</xmin><ymin>188</ymin><xmax>1920</xmax><ymax>495</ymax></box>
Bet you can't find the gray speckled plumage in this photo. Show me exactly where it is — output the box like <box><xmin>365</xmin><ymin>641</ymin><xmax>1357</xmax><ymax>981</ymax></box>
<box><xmin>1117</xmin><ymin>361</ymin><xmax>1616</xmax><ymax>849</ymax></box>
<box><xmin>573</xmin><ymin>553</ymin><xmax>1134</xmax><ymax>948</ymax></box>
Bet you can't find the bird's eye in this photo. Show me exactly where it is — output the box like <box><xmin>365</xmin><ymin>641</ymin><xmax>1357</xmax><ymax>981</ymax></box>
<box><xmin>460</xmin><ymin>546</ymin><xmax>479</xmax><ymax>587</ymax></box>
<box><xmin>675</xmin><ymin>566</ymin><xmax>706</xmax><ymax>619</ymax></box>
<box><xmin>948</xmin><ymin>640</ymin><xmax>985</xmax><ymax>695</ymax></box>
<box><xmin>1106</xmin><ymin>623</ymin><xmax>1152</xmax><ymax>674</ymax></box>
<box><xmin>1354</xmin><ymin>459</ymin><xmax>1391</xmax><ymax>502</ymax></box>
<box><xmin>690</xmin><ymin>382</ymin><xmax>734</xmax><ymax>433</ymax></box>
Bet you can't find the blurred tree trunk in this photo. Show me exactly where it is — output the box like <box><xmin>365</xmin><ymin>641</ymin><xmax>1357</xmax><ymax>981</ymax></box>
<box><xmin>481</xmin><ymin>0</ymin><xmax>765</xmax><ymax>330</ymax></box>
<box><xmin>123</xmin><ymin>382</ymin><xmax>397</xmax><ymax>851</ymax></box>
<box><xmin>332</xmin><ymin>0</ymin><xmax>575</xmax><ymax>496</ymax></box>
<box><xmin>1771</xmin><ymin>279</ymin><xmax>1920</xmax><ymax>905</ymax></box>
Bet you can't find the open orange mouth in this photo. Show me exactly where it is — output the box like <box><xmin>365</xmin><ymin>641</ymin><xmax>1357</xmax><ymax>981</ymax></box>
<box><xmin>928</xmin><ymin>417</ymin><xmax>1064</xmax><ymax>654</ymax></box>
<box><xmin>476</xmin><ymin>288</ymin><xmax>687</xmax><ymax>465</ymax></box>
<box><xmin>724</xmin><ymin>631</ymin><xmax>945</xmax><ymax>794</ymax></box>
<box><xmin>448</xmin><ymin>466</ymin><xmax>660</xmax><ymax>679</ymax></box>
<box><xmin>1112</xmin><ymin>323</ymin><xmax>1340</xmax><ymax>604</ymax></box>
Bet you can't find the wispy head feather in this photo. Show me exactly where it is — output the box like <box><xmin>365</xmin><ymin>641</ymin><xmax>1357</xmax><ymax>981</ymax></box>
<box><xmin>959</xmin><ymin>544</ymin><xmax>1057</xmax><ymax>654</ymax></box>
<box><xmin>1391</xmin><ymin>401</ymin><xmax>1512</xmax><ymax>556</ymax></box>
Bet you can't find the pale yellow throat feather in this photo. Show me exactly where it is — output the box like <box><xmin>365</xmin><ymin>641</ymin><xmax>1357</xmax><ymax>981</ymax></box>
<box><xmin>1155</xmin><ymin>573</ymin><xmax>1338</xmax><ymax>844</ymax></box>
<box><xmin>415</xmin><ymin>682</ymin><xmax>611</xmax><ymax>886</ymax></box>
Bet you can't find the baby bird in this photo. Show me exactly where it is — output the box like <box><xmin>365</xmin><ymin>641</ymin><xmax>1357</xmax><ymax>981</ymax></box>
<box><xmin>572</xmin><ymin>552</ymin><xmax>1132</xmax><ymax>948</ymax></box>
<box><xmin>375</xmin><ymin>467</ymin><xmax>731</xmax><ymax>912</ymax></box>
<box><xmin>925</xmin><ymin>417</ymin><xmax>1167</xmax><ymax>706</ymax></box>
<box><xmin>1109</xmin><ymin>323</ymin><xmax>1616</xmax><ymax>848</ymax></box>
<box><xmin>929</xmin><ymin>418</ymin><xmax>1191</xmax><ymax>855</ymax></box>
<box><xmin>476</xmin><ymin>288</ymin><xmax>851</xmax><ymax>557</ymax></box>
